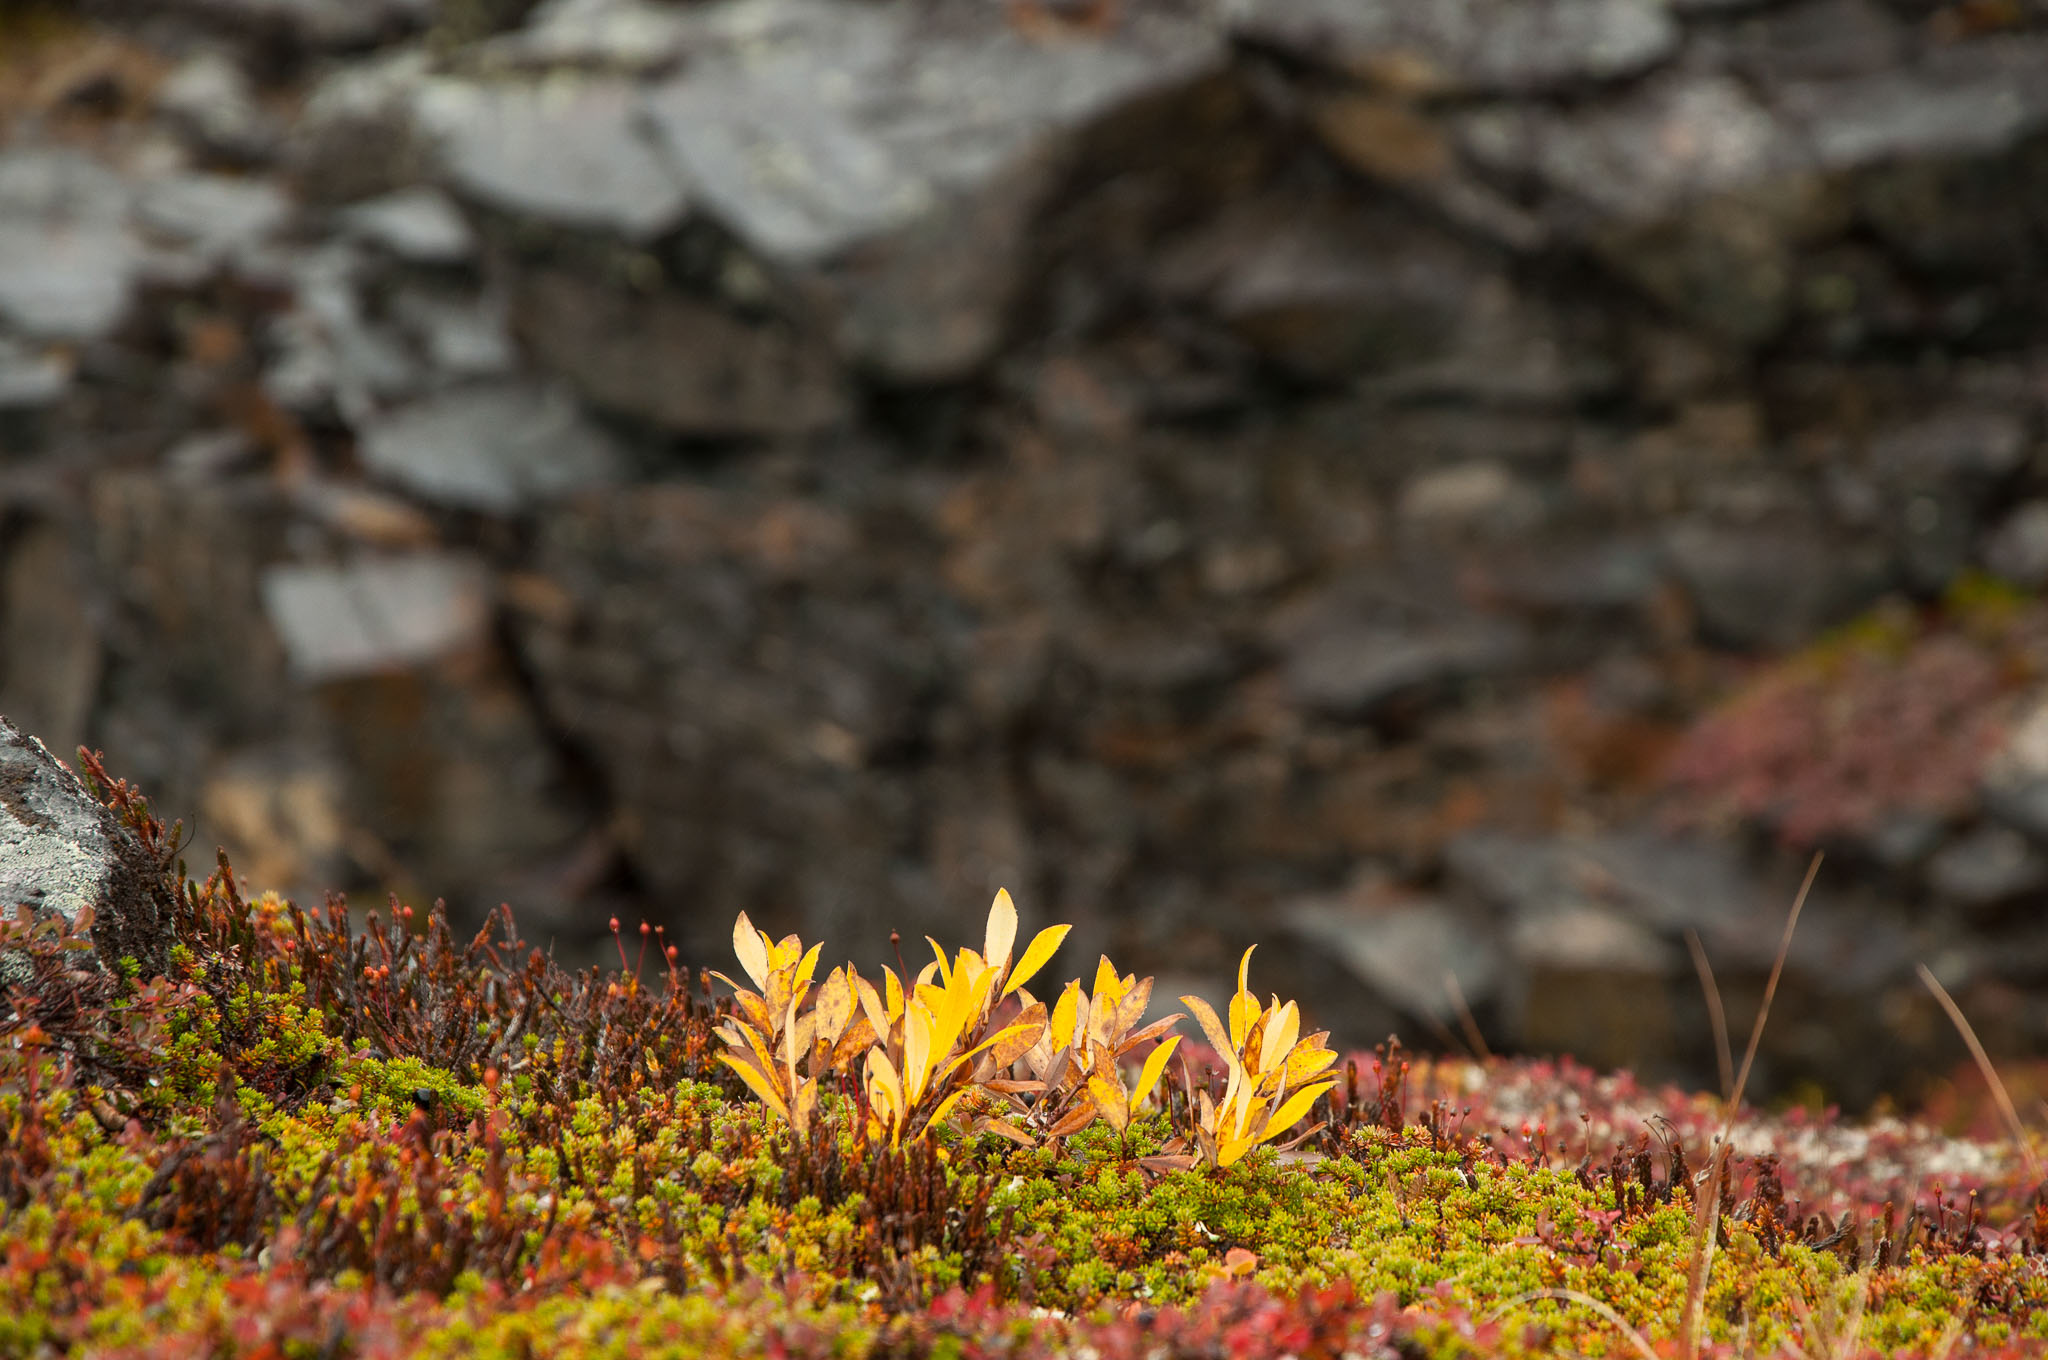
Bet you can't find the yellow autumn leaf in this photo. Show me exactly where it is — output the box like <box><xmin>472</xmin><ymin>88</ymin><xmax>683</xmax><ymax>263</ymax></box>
<box><xmin>923</xmin><ymin>1084</ymin><xmax>975</xmax><ymax>1136</ymax></box>
<box><xmin>1091</xmin><ymin>955</ymin><xmax>1121</xmax><ymax>1004</ymax></box>
<box><xmin>1282</xmin><ymin>1042</ymin><xmax>1338</xmax><ymax>1088</ymax></box>
<box><xmin>1002</xmin><ymin>924</ymin><xmax>1071</xmax><ymax>999</ymax></box>
<box><xmin>1088</xmin><ymin>1071</ymin><xmax>1130</xmax><ymax>1133</ymax></box>
<box><xmin>732</xmin><ymin>913</ymin><xmax>770</xmax><ymax>992</ymax></box>
<box><xmin>719</xmin><ymin>1052</ymin><xmax>789</xmax><ymax>1120</ymax></box>
<box><xmin>1260</xmin><ymin>1001</ymin><xmax>1300</xmax><ymax>1076</ymax></box>
<box><xmin>811</xmin><ymin>966</ymin><xmax>854</xmax><ymax>1048</ymax></box>
<box><xmin>984</xmin><ymin>888</ymin><xmax>1018</xmax><ymax>973</ymax></box>
<box><xmin>1051</xmin><ymin>980</ymin><xmax>1082</xmax><ymax>1049</ymax></box>
<box><xmin>1180</xmin><ymin>993</ymin><xmax>1237</xmax><ymax>1069</ymax></box>
<box><xmin>963</xmin><ymin>1015</ymin><xmax>1046</xmax><ymax>1072</ymax></box>
<box><xmin>902</xmin><ymin>1006</ymin><xmax>934</xmax><ymax>1105</ymax></box>
<box><xmin>855</xmin><ymin>973</ymin><xmax>891</xmax><ymax>1041</ymax></box>
<box><xmin>1258</xmin><ymin>1080</ymin><xmax>1336</xmax><ymax>1149</ymax></box>
<box><xmin>1228</xmin><ymin>946</ymin><xmax>1260</xmax><ymax>1049</ymax></box>
<box><xmin>791</xmin><ymin>1077</ymin><xmax>817</xmax><ymax>1136</ymax></box>
<box><xmin>865</xmin><ymin>1047</ymin><xmax>903</xmax><ymax>1119</ymax></box>
<box><xmin>1132</xmin><ymin>1035</ymin><xmax>1180</xmax><ymax>1111</ymax></box>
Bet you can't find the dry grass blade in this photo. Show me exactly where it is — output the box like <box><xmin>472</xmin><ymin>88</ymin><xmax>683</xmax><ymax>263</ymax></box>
<box><xmin>1916</xmin><ymin>962</ymin><xmax>2042</xmax><ymax>1185</ymax></box>
<box><xmin>1784</xmin><ymin>1271</ymin><xmax>1870</xmax><ymax>1360</ymax></box>
<box><xmin>1444</xmin><ymin>970</ymin><xmax>1491</xmax><ymax>1062</ymax></box>
<box><xmin>1679</xmin><ymin>850</ymin><xmax>1820</xmax><ymax>1360</ymax></box>
<box><xmin>1727</xmin><ymin>852</ymin><xmax>1819</xmax><ymax>1114</ymax></box>
<box><xmin>1490</xmin><ymin>1289</ymin><xmax>1660</xmax><ymax>1360</ymax></box>
<box><xmin>1685</xmin><ymin>927</ymin><xmax>1733</xmax><ymax>1104</ymax></box>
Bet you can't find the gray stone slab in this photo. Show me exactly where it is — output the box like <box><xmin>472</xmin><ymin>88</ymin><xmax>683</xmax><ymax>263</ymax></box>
<box><xmin>152</xmin><ymin>0</ymin><xmax>434</xmax><ymax>50</ymax></box>
<box><xmin>1285</xmin><ymin>894</ymin><xmax>1502</xmax><ymax>1021</ymax></box>
<box><xmin>1926</xmin><ymin>825</ymin><xmax>2048</xmax><ymax>914</ymax></box>
<box><xmin>0</xmin><ymin>340</ymin><xmax>72</xmax><ymax>410</ymax></box>
<box><xmin>414</xmin><ymin>75</ymin><xmax>690</xmax><ymax>239</ymax></box>
<box><xmin>389</xmin><ymin>288</ymin><xmax>515</xmax><ymax>378</ymax></box>
<box><xmin>1662</xmin><ymin>517</ymin><xmax>1891</xmax><ymax>649</ymax></box>
<box><xmin>1774</xmin><ymin>39</ymin><xmax>2048</xmax><ymax>170</ymax></box>
<box><xmin>1463</xmin><ymin>74</ymin><xmax>1797</xmax><ymax>224</ymax></box>
<box><xmin>475</xmin><ymin>0</ymin><xmax>694</xmax><ymax>73</ymax></box>
<box><xmin>1283</xmin><ymin>619</ymin><xmax>1527</xmax><ymax>717</ymax></box>
<box><xmin>0</xmin><ymin>150</ymin><xmax>141</xmax><ymax>342</ymax></box>
<box><xmin>643</xmin><ymin>0</ymin><xmax>1225</xmax><ymax>378</ymax></box>
<box><xmin>357</xmin><ymin>381</ymin><xmax>626</xmax><ymax>513</ymax></box>
<box><xmin>135</xmin><ymin>173</ymin><xmax>294</xmax><ymax>261</ymax></box>
<box><xmin>260</xmin><ymin>553</ymin><xmax>494</xmax><ymax>682</ymax></box>
<box><xmin>509</xmin><ymin>267</ymin><xmax>849</xmax><ymax>435</ymax></box>
<box><xmin>339</xmin><ymin>186</ymin><xmax>476</xmax><ymax>263</ymax></box>
<box><xmin>1237</xmin><ymin>0</ymin><xmax>1679</xmax><ymax>95</ymax></box>
<box><xmin>157</xmin><ymin>50</ymin><xmax>278</xmax><ymax>162</ymax></box>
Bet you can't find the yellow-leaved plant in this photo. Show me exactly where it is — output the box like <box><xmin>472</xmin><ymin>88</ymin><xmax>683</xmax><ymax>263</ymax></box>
<box><xmin>975</xmin><ymin>957</ymin><xmax>1182</xmax><ymax>1151</ymax></box>
<box><xmin>858</xmin><ymin>889</ymin><xmax>1067</xmax><ymax>1148</ymax></box>
<box><xmin>709</xmin><ymin>914</ymin><xmax>871</xmax><ymax>1137</ymax></box>
<box><xmin>1168</xmin><ymin>945</ymin><xmax>1339</xmax><ymax>1168</ymax></box>
<box><xmin>706</xmin><ymin>896</ymin><xmax>1335</xmax><ymax>1169</ymax></box>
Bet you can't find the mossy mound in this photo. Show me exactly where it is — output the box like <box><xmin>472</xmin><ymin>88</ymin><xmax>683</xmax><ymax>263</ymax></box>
<box><xmin>2</xmin><ymin>769</ymin><xmax>2044</xmax><ymax>1358</ymax></box>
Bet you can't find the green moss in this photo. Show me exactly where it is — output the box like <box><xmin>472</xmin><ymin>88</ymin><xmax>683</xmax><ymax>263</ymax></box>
<box><xmin>2</xmin><ymin>824</ymin><xmax>2043</xmax><ymax>1358</ymax></box>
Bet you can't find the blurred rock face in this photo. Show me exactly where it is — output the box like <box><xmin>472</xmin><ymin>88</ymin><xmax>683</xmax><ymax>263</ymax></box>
<box><xmin>4</xmin><ymin>0</ymin><xmax>2048</xmax><ymax>1102</ymax></box>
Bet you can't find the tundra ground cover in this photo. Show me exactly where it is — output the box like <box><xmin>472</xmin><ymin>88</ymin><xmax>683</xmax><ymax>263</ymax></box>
<box><xmin>1</xmin><ymin>756</ymin><xmax>2045</xmax><ymax>1357</ymax></box>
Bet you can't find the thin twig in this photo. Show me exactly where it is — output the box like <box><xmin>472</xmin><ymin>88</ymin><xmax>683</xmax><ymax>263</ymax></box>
<box><xmin>1685</xmin><ymin>928</ymin><xmax>1734</xmax><ymax>1104</ymax></box>
<box><xmin>1444</xmin><ymin>970</ymin><xmax>1491</xmax><ymax>1062</ymax></box>
<box><xmin>1917</xmin><ymin>962</ymin><xmax>2042</xmax><ymax>1185</ymax></box>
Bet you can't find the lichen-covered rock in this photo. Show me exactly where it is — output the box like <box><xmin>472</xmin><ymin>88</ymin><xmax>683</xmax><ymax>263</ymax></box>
<box><xmin>0</xmin><ymin>716</ymin><xmax>174</xmax><ymax>981</ymax></box>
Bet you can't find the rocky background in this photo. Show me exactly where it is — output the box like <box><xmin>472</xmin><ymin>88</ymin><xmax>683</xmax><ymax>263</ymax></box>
<box><xmin>5</xmin><ymin>0</ymin><xmax>2048</xmax><ymax>1107</ymax></box>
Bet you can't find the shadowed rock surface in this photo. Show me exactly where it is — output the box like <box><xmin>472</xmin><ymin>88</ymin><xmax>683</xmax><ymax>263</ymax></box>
<box><xmin>8</xmin><ymin>0</ymin><xmax>2048</xmax><ymax>1102</ymax></box>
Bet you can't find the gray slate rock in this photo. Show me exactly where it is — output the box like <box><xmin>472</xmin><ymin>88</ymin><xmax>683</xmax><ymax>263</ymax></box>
<box><xmin>1774</xmin><ymin>35</ymin><xmax>2048</xmax><ymax>171</ymax></box>
<box><xmin>339</xmin><ymin>186</ymin><xmax>476</xmax><ymax>264</ymax></box>
<box><xmin>1154</xmin><ymin>196</ymin><xmax>1490</xmax><ymax>383</ymax></box>
<box><xmin>260</xmin><ymin>553</ymin><xmax>494</xmax><ymax>682</ymax></box>
<box><xmin>154</xmin><ymin>0</ymin><xmax>435</xmax><ymax>50</ymax></box>
<box><xmin>1283</xmin><ymin>619</ymin><xmax>1527</xmax><ymax>718</ymax></box>
<box><xmin>1724</xmin><ymin>0</ymin><xmax>1907</xmax><ymax>85</ymax></box>
<box><xmin>1461</xmin><ymin>75</ymin><xmax>1797</xmax><ymax>225</ymax></box>
<box><xmin>1662</xmin><ymin>517</ymin><xmax>1890</xmax><ymax>649</ymax></box>
<box><xmin>157</xmin><ymin>50</ymin><xmax>278</xmax><ymax>163</ymax></box>
<box><xmin>473</xmin><ymin>0</ymin><xmax>694</xmax><ymax>73</ymax></box>
<box><xmin>1925</xmin><ymin>824</ymin><xmax>2048</xmax><ymax>916</ymax></box>
<box><xmin>642</xmin><ymin>0</ymin><xmax>1226</xmax><ymax>380</ymax></box>
<box><xmin>1284</xmin><ymin>892</ymin><xmax>1502</xmax><ymax>1024</ymax></box>
<box><xmin>1447</xmin><ymin>826</ymin><xmax>1908</xmax><ymax>985</ymax></box>
<box><xmin>1459</xmin><ymin>74</ymin><xmax>1828</xmax><ymax>340</ymax></box>
<box><xmin>1</xmin><ymin>716</ymin><xmax>174</xmax><ymax>982</ymax></box>
<box><xmin>0</xmin><ymin>339</ymin><xmax>72</xmax><ymax>411</ymax></box>
<box><xmin>1985</xmin><ymin>501</ymin><xmax>2048</xmax><ymax>589</ymax></box>
<box><xmin>0</xmin><ymin>150</ymin><xmax>142</xmax><ymax>342</ymax></box>
<box><xmin>357</xmin><ymin>382</ymin><xmax>626</xmax><ymax>513</ymax></box>
<box><xmin>135</xmin><ymin>173</ymin><xmax>294</xmax><ymax>263</ymax></box>
<box><xmin>1239</xmin><ymin>0</ymin><xmax>1679</xmax><ymax>96</ymax></box>
<box><xmin>414</xmin><ymin>75</ymin><xmax>689</xmax><ymax>239</ymax></box>
<box><xmin>1446</xmin><ymin>828</ymin><xmax>1756</xmax><ymax>940</ymax></box>
<box><xmin>509</xmin><ymin>267</ymin><xmax>849</xmax><ymax>436</ymax></box>
<box><xmin>389</xmin><ymin>288</ymin><xmax>515</xmax><ymax>378</ymax></box>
